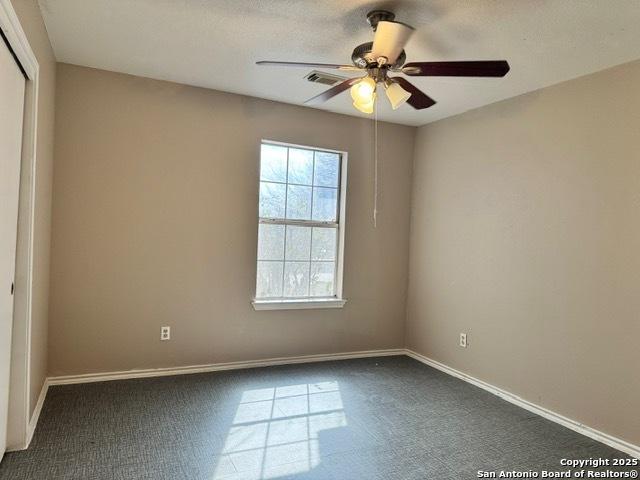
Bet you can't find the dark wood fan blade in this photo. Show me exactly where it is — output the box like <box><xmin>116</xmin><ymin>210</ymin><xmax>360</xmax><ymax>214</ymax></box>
<box><xmin>393</xmin><ymin>77</ymin><xmax>436</xmax><ymax>109</ymax></box>
<box><xmin>402</xmin><ymin>60</ymin><xmax>510</xmax><ymax>77</ymax></box>
<box><xmin>256</xmin><ymin>61</ymin><xmax>361</xmax><ymax>71</ymax></box>
<box><xmin>305</xmin><ymin>77</ymin><xmax>362</xmax><ymax>105</ymax></box>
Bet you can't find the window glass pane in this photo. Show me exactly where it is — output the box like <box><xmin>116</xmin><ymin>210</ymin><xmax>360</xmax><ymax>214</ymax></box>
<box><xmin>257</xmin><ymin>143</ymin><xmax>344</xmax><ymax>301</ymax></box>
<box><xmin>283</xmin><ymin>262</ymin><xmax>310</xmax><ymax>297</ymax></box>
<box><xmin>259</xmin><ymin>182</ymin><xmax>286</xmax><ymax>218</ymax></box>
<box><xmin>287</xmin><ymin>148</ymin><xmax>313</xmax><ymax>185</ymax></box>
<box><xmin>256</xmin><ymin>261</ymin><xmax>283</xmax><ymax>298</ymax></box>
<box><xmin>260</xmin><ymin>144</ymin><xmax>288</xmax><ymax>183</ymax></box>
<box><xmin>310</xmin><ymin>262</ymin><xmax>335</xmax><ymax>297</ymax></box>
<box><xmin>312</xmin><ymin>187</ymin><xmax>338</xmax><ymax>222</ymax></box>
<box><xmin>311</xmin><ymin>228</ymin><xmax>337</xmax><ymax>261</ymax></box>
<box><xmin>257</xmin><ymin>224</ymin><xmax>285</xmax><ymax>261</ymax></box>
<box><xmin>285</xmin><ymin>226</ymin><xmax>311</xmax><ymax>261</ymax></box>
<box><xmin>314</xmin><ymin>152</ymin><xmax>340</xmax><ymax>187</ymax></box>
<box><xmin>286</xmin><ymin>185</ymin><xmax>312</xmax><ymax>220</ymax></box>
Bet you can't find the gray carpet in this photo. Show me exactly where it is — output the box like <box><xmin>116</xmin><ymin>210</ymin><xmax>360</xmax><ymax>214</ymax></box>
<box><xmin>0</xmin><ymin>356</ymin><xmax>637</xmax><ymax>479</ymax></box>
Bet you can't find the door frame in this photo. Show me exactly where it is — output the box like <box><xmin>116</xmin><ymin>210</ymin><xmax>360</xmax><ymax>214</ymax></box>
<box><xmin>0</xmin><ymin>0</ymin><xmax>40</xmax><ymax>451</ymax></box>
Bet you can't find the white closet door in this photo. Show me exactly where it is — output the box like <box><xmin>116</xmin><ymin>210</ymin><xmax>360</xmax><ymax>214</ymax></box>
<box><xmin>0</xmin><ymin>37</ymin><xmax>26</xmax><ymax>459</ymax></box>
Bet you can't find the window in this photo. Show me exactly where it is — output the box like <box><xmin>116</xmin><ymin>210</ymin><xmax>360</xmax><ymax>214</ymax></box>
<box><xmin>253</xmin><ymin>141</ymin><xmax>347</xmax><ymax>310</ymax></box>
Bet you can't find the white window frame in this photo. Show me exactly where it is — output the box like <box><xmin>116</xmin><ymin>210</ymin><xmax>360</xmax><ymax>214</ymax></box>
<box><xmin>252</xmin><ymin>140</ymin><xmax>348</xmax><ymax>311</ymax></box>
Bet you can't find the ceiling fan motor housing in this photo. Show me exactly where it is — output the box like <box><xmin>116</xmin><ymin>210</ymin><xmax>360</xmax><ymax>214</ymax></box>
<box><xmin>351</xmin><ymin>42</ymin><xmax>407</xmax><ymax>70</ymax></box>
<box><xmin>366</xmin><ymin>10</ymin><xmax>396</xmax><ymax>30</ymax></box>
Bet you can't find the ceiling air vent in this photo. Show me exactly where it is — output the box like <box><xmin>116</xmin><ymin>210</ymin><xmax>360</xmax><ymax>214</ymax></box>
<box><xmin>304</xmin><ymin>70</ymin><xmax>347</xmax><ymax>86</ymax></box>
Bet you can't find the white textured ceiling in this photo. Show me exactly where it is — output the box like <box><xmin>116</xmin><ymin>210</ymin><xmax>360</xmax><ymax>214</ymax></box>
<box><xmin>38</xmin><ymin>0</ymin><xmax>640</xmax><ymax>126</ymax></box>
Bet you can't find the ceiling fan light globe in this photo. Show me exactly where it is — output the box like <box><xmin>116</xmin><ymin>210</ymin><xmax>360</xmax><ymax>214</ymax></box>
<box><xmin>353</xmin><ymin>101</ymin><xmax>374</xmax><ymax>114</ymax></box>
<box><xmin>350</xmin><ymin>77</ymin><xmax>376</xmax><ymax>104</ymax></box>
<box><xmin>385</xmin><ymin>81</ymin><xmax>411</xmax><ymax>109</ymax></box>
<box><xmin>353</xmin><ymin>93</ymin><xmax>376</xmax><ymax>114</ymax></box>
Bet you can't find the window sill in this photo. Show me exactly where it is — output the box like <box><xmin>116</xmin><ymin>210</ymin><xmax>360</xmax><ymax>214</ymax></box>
<box><xmin>252</xmin><ymin>298</ymin><xmax>347</xmax><ymax>311</ymax></box>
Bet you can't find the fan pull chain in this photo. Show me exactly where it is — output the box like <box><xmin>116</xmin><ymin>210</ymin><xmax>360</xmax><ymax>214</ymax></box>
<box><xmin>373</xmin><ymin>97</ymin><xmax>379</xmax><ymax>228</ymax></box>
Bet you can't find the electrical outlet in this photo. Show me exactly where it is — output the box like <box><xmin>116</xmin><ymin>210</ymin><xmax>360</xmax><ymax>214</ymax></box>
<box><xmin>459</xmin><ymin>333</ymin><xmax>467</xmax><ymax>348</ymax></box>
<box><xmin>160</xmin><ymin>326</ymin><xmax>171</xmax><ymax>341</ymax></box>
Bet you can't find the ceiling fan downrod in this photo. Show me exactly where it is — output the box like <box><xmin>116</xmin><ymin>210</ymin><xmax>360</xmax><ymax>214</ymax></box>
<box><xmin>352</xmin><ymin>10</ymin><xmax>409</xmax><ymax>70</ymax></box>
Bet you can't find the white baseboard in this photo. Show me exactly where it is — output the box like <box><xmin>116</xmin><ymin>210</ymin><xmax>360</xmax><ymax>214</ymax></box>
<box><xmin>7</xmin><ymin>379</ymin><xmax>49</xmax><ymax>452</ymax></box>
<box><xmin>405</xmin><ymin>349</ymin><xmax>640</xmax><ymax>459</ymax></box>
<box><xmin>26</xmin><ymin>379</ymin><xmax>49</xmax><ymax>448</ymax></box>
<box><xmin>27</xmin><ymin>348</ymin><xmax>640</xmax><ymax>461</ymax></box>
<box><xmin>11</xmin><ymin>349</ymin><xmax>403</xmax><ymax>451</ymax></box>
<box><xmin>47</xmin><ymin>348</ymin><xmax>405</xmax><ymax>385</ymax></box>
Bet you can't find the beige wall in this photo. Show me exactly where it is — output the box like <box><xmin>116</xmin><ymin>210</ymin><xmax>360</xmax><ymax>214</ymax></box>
<box><xmin>407</xmin><ymin>60</ymin><xmax>640</xmax><ymax>446</ymax></box>
<box><xmin>46</xmin><ymin>43</ymin><xmax>640</xmax><ymax>447</ymax></box>
<box><xmin>49</xmin><ymin>64</ymin><xmax>414</xmax><ymax>376</ymax></box>
<box><xmin>11</xmin><ymin>0</ymin><xmax>56</xmax><ymax>417</ymax></box>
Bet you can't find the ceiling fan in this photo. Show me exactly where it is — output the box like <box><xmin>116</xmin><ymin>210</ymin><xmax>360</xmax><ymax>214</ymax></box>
<box><xmin>257</xmin><ymin>10</ymin><xmax>510</xmax><ymax>113</ymax></box>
